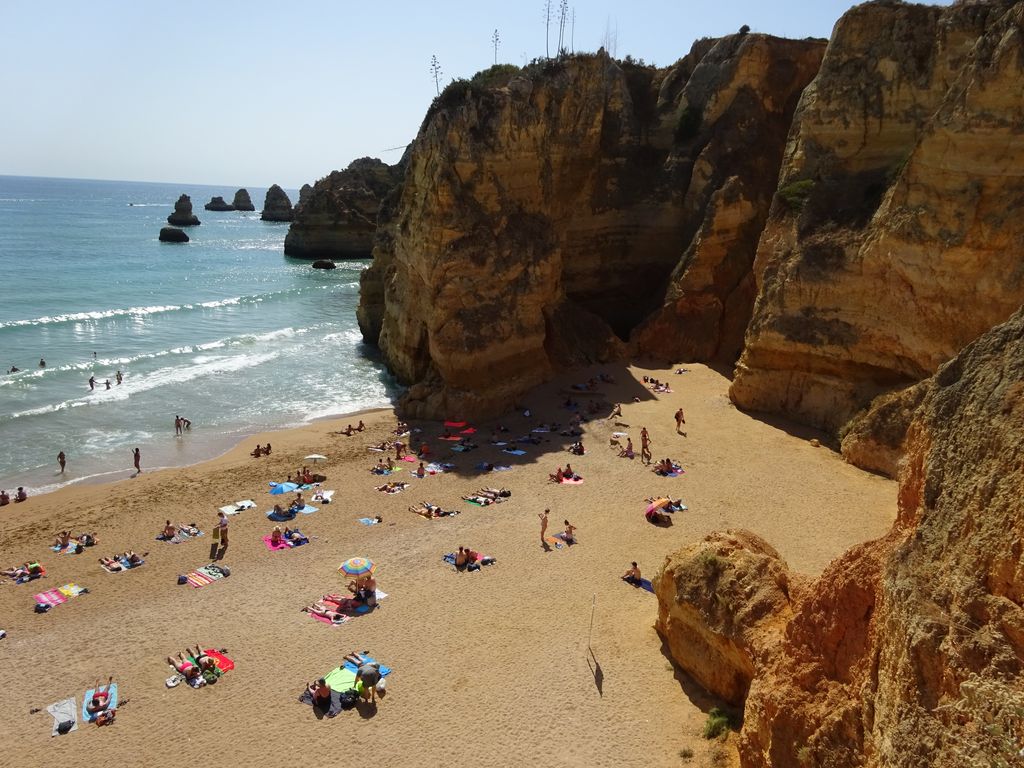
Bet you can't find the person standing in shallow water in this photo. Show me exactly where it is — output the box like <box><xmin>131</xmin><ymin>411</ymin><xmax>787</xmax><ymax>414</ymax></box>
<box><xmin>88</xmin><ymin>375</ymin><xmax>96</xmax><ymax>391</ymax></box>
<box><xmin>174</xmin><ymin>416</ymin><xmax>182</xmax><ymax>436</ymax></box>
<box><xmin>115</xmin><ymin>370</ymin><xmax>123</xmax><ymax>385</ymax></box>
<box><xmin>133</xmin><ymin>447</ymin><xmax>141</xmax><ymax>474</ymax></box>
<box><xmin>57</xmin><ymin>451</ymin><xmax>66</xmax><ymax>473</ymax></box>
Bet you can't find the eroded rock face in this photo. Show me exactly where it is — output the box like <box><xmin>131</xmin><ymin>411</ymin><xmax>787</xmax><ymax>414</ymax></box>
<box><xmin>204</xmin><ymin>196</ymin><xmax>235</xmax><ymax>211</ymax></box>
<box><xmin>731</xmin><ymin>0</ymin><xmax>1024</xmax><ymax>432</ymax></box>
<box><xmin>655</xmin><ymin>530</ymin><xmax>799</xmax><ymax>707</ymax></box>
<box><xmin>232</xmin><ymin>189</ymin><xmax>255</xmax><ymax>211</ymax></box>
<box><xmin>735</xmin><ymin>306</ymin><xmax>1024</xmax><ymax>767</ymax></box>
<box><xmin>284</xmin><ymin>158</ymin><xmax>402</xmax><ymax>259</ymax></box>
<box><xmin>167</xmin><ymin>194</ymin><xmax>200</xmax><ymax>226</ymax></box>
<box><xmin>358</xmin><ymin>39</ymin><xmax>823</xmax><ymax>418</ymax></box>
<box><xmin>298</xmin><ymin>183</ymin><xmax>313</xmax><ymax>207</ymax></box>
<box><xmin>260</xmin><ymin>185</ymin><xmax>293</xmax><ymax>222</ymax></box>
<box><xmin>631</xmin><ymin>36</ymin><xmax>824</xmax><ymax>364</ymax></box>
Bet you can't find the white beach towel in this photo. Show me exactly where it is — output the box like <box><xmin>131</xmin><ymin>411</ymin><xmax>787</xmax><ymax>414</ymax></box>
<box><xmin>47</xmin><ymin>697</ymin><xmax>78</xmax><ymax>736</ymax></box>
<box><xmin>219</xmin><ymin>500</ymin><xmax>256</xmax><ymax>516</ymax></box>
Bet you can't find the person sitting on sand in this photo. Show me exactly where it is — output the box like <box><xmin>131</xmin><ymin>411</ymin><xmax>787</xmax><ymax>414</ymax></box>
<box><xmin>454</xmin><ymin>546</ymin><xmax>470</xmax><ymax>567</ymax></box>
<box><xmin>251</xmin><ymin>445</ymin><xmax>263</xmax><ymax>458</ymax></box>
<box><xmin>414</xmin><ymin>462</ymin><xmax>425</xmax><ymax>478</ymax></box>
<box><xmin>622</xmin><ymin>562</ymin><xmax>642</xmax><ymax>586</ymax></box>
<box><xmin>343</xmin><ymin>424</ymin><xmax>355</xmax><ymax>436</ymax></box>
<box><xmin>54</xmin><ymin>530</ymin><xmax>72</xmax><ymax>549</ymax></box>
<box><xmin>291</xmin><ymin>492</ymin><xmax>306</xmax><ymax>510</ymax></box>
<box><xmin>160</xmin><ymin>520</ymin><xmax>177</xmax><ymax>540</ymax></box>
<box><xmin>419</xmin><ymin>442</ymin><xmax>431</xmax><ymax>458</ymax></box>
<box><xmin>550</xmin><ymin>466</ymin><xmax>564</xmax><ymax>483</ymax></box>
<box><xmin>77</xmin><ymin>531</ymin><xmax>96</xmax><ymax>547</ymax></box>
<box><xmin>271</xmin><ymin>503</ymin><xmax>289</xmax><ymax>519</ymax></box>
<box><xmin>15</xmin><ymin>487</ymin><xmax>27</xmax><ymax>502</ymax></box>
<box><xmin>569</xmin><ymin>440</ymin><xmax>585</xmax><ymax>456</ymax></box>
<box><xmin>562</xmin><ymin>520</ymin><xmax>577</xmax><ymax>543</ymax></box>
<box><xmin>271</xmin><ymin>527</ymin><xmax>283</xmax><ymax>546</ymax></box>
<box><xmin>264</xmin><ymin>443</ymin><xmax>272</xmax><ymax>455</ymax></box>
<box><xmin>0</xmin><ymin>489</ymin><xmax>8</xmax><ymax>506</ymax></box>
<box><xmin>307</xmin><ymin>678</ymin><xmax>331</xmax><ymax>708</ymax></box>
<box><xmin>619</xmin><ymin>438</ymin><xmax>635</xmax><ymax>459</ymax></box>
<box><xmin>356</xmin><ymin>420</ymin><xmax>365</xmax><ymax>432</ymax></box>
<box><xmin>564</xmin><ymin>463</ymin><xmax>578</xmax><ymax>481</ymax></box>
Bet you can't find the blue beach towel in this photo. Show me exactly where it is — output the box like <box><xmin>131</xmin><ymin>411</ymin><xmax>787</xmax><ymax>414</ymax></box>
<box><xmin>342</xmin><ymin>656</ymin><xmax>392</xmax><ymax>677</ymax></box>
<box><xmin>357</xmin><ymin>517</ymin><xmax>380</xmax><ymax>526</ymax></box>
<box><xmin>81</xmin><ymin>683</ymin><xmax>118</xmax><ymax>722</ymax></box>
<box><xmin>502</xmin><ymin>448</ymin><xmax>527</xmax><ymax>456</ymax></box>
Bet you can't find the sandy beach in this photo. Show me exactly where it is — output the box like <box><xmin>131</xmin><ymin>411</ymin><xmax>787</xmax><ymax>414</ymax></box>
<box><xmin>0</xmin><ymin>362</ymin><xmax>896</xmax><ymax>767</ymax></box>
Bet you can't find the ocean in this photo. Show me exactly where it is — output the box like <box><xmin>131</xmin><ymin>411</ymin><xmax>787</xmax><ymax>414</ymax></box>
<box><xmin>0</xmin><ymin>175</ymin><xmax>394</xmax><ymax>496</ymax></box>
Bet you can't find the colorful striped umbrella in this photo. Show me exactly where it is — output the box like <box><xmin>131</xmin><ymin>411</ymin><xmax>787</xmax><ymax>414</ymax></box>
<box><xmin>338</xmin><ymin>557</ymin><xmax>376</xmax><ymax>577</ymax></box>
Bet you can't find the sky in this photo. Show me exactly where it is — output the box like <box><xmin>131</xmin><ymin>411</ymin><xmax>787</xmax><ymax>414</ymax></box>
<box><xmin>0</xmin><ymin>1</ymin><xmax>952</xmax><ymax>188</ymax></box>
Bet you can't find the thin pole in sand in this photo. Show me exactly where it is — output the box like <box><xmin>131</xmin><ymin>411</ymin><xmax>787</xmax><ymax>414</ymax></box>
<box><xmin>587</xmin><ymin>593</ymin><xmax>596</xmax><ymax>651</ymax></box>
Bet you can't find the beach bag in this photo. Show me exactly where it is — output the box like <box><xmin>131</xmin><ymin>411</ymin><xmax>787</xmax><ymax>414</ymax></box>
<box><xmin>177</xmin><ymin>575</ymin><xmax>188</xmax><ymax>585</ymax></box>
<box><xmin>219</xmin><ymin>565</ymin><xmax>231</xmax><ymax>577</ymax></box>
<box><xmin>338</xmin><ymin>689</ymin><xmax>358</xmax><ymax>709</ymax></box>
<box><xmin>202</xmin><ymin>668</ymin><xmax>218</xmax><ymax>685</ymax></box>
<box><xmin>56</xmin><ymin>719</ymin><xmax>75</xmax><ymax>735</ymax></box>
<box><xmin>34</xmin><ymin>603</ymin><xmax>51</xmax><ymax>614</ymax></box>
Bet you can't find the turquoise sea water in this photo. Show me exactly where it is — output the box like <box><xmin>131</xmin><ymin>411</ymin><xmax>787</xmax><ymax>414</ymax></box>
<box><xmin>0</xmin><ymin>175</ymin><xmax>393</xmax><ymax>496</ymax></box>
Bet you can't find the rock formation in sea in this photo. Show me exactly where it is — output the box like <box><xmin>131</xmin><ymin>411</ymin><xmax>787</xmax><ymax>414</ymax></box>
<box><xmin>158</xmin><ymin>226</ymin><xmax>189</xmax><ymax>243</ymax></box>
<box><xmin>204</xmin><ymin>196</ymin><xmax>235</xmax><ymax>212</ymax></box>
<box><xmin>166</xmin><ymin>194</ymin><xmax>200</xmax><ymax>226</ymax></box>
<box><xmin>729</xmin><ymin>0</ymin><xmax>1024</xmax><ymax>434</ymax></box>
<box><xmin>298</xmin><ymin>183</ymin><xmax>313</xmax><ymax>208</ymax></box>
<box><xmin>657</xmin><ymin>305</ymin><xmax>1024</xmax><ymax>767</ymax></box>
<box><xmin>284</xmin><ymin>158</ymin><xmax>403</xmax><ymax>260</ymax></box>
<box><xmin>357</xmin><ymin>38</ymin><xmax>824</xmax><ymax>418</ymax></box>
<box><xmin>311</xmin><ymin>259</ymin><xmax>336</xmax><ymax>270</ymax></box>
<box><xmin>260</xmin><ymin>185</ymin><xmax>293</xmax><ymax>222</ymax></box>
<box><xmin>232</xmin><ymin>189</ymin><xmax>255</xmax><ymax>211</ymax></box>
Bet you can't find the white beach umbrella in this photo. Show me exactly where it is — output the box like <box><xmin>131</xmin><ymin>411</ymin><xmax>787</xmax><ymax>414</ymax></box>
<box><xmin>305</xmin><ymin>454</ymin><xmax>327</xmax><ymax>464</ymax></box>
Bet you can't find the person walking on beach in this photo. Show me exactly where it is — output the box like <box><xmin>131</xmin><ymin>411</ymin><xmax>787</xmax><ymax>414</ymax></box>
<box><xmin>538</xmin><ymin>508</ymin><xmax>549</xmax><ymax>546</ymax></box>
<box><xmin>640</xmin><ymin>427</ymin><xmax>652</xmax><ymax>464</ymax></box>
<box><xmin>133</xmin><ymin>447</ymin><xmax>141</xmax><ymax>474</ymax></box>
<box><xmin>215</xmin><ymin>511</ymin><xmax>229</xmax><ymax>549</ymax></box>
<box><xmin>88</xmin><ymin>375</ymin><xmax>96</xmax><ymax>391</ymax></box>
<box><xmin>674</xmin><ymin>408</ymin><xmax>686</xmax><ymax>435</ymax></box>
<box><xmin>57</xmin><ymin>451</ymin><xmax>66</xmax><ymax>474</ymax></box>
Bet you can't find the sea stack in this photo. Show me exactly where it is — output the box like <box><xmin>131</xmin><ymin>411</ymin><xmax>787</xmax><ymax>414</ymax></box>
<box><xmin>159</xmin><ymin>226</ymin><xmax>189</xmax><ymax>243</ymax></box>
<box><xmin>204</xmin><ymin>196</ymin><xmax>235</xmax><ymax>211</ymax></box>
<box><xmin>167</xmin><ymin>194</ymin><xmax>200</xmax><ymax>226</ymax></box>
<box><xmin>284</xmin><ymin>158</ymin><xmax>403</xmax><ymax>259</ymax></box>
<box><xmin>232</xmin><ymin>188</ymin><xmax>255</xmax><ymax>211</ymax></box>
<box><xmin>298</xmin><ymin>183</ymin><xmax>313</xmax><ymax>207</ymax></box>
<box><xmin>261</xmin><ymin>184</ymin><xmax>293</xmax><ymax>222</ymax></box>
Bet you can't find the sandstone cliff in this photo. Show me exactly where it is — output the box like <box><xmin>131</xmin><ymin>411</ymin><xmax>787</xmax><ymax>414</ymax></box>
<box><xmin>261</xmin><ymin>184</ymin><xmax>293</xmax><ymax>222</ymax></box>
<box><xmin>731</xmin><ymin>0</ymin><xmax>1024</xmax><ymax>433</ymax></box>
<box><xmin>284</xmin><ymin>158</ymin><xmax>402</xmax><ymax>259</ymax></box>
<box><xmin>358</xmin><ymin>38</ymin><xmax>823</xmax><ymax>418</ymax></box>
<box><xmin>659</xmin><ymin>306</ymin><xmax>1024</xmax><ymax>767</ymax></box>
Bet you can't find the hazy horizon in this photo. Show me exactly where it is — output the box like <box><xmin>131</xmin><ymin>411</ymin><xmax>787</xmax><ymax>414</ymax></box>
<box><xmin>2</xmin><ymin>1</ymin><xmax>952</xmax><ymax>189</ymax></box>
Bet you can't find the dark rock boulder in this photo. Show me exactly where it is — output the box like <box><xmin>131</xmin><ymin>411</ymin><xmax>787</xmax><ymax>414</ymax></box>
<box><xmin>159</xmin><ymin>227</ymin><xmax>190</xmax><ymax>243</ymax></box>
<box><xmin>167</xmin><ymin>194</ymin><xmax>200</xmax><ymax>226</ymax></box>
<box><xmin>261</xmin><ymin>184</ymin><xmax>293</xmax><ymax>222</ymax></box>
<box><xmin>232</xmin><ymin>189</ymin><xmax>255</xmax><ymax>211</ymax></box>
<box><xmin>311</xmin><ymin>259</ymin><xmax>337</xmax><ymax>270</ymax></box>
<box><xmin>204</xmin><ymin>196</ymin><xmax>235</xmax><ymax>211</ymax></box>
<box><xmin>298</xmin><ymin>183</ymin><xmax>313</xmax><ymax>207</ymax></box>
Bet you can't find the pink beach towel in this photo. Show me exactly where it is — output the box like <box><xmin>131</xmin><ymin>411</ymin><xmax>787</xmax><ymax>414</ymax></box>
<box><xmin>186</xmin><ymin>570</ymin><xmax>215</xmax><ymax>588</ymax></box>
<box><xmin>560</xmin><ymin>477</ymin><xmax>585</xmax><ymax>485</ymax></box>
<box><xmin>33</xmin><ymin>588</ymin><xmax>68</xmax><ymax>607</ymax></box>
<box><xmin>401</xmin><ymin>455</ymin><xmax>418</xmax><ymax>462</ymax></box>
<box><xmin>460</xmin><ymin>427</ymin><xmax>477</xmax><ymax>434</ymax></box>
<box><xmin>262</xmin><ymin>535</ymin><xmax>291</xmax><ymax>551</ymax></box>
<box><xmin>443</xmin><ymin>420</ymin><xmax>466</xmax><ymax>428</ymax></box>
